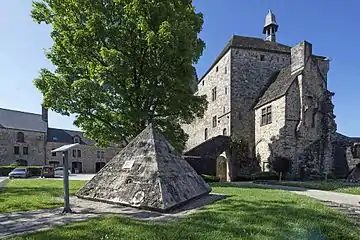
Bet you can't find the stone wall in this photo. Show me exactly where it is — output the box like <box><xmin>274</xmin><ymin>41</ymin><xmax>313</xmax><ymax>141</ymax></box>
<box><xmin>230</xmin><ymin>48</ymin><xmax>290</xmax><ymax>155</ymax></box>
<box><xmin>46</xmin><ymin>142</ymin><xmax>120</xmax><ymax>173</ymax></box>
<box><xmin>0</xmin><ymin>128</ymin><xmax>46</xmax><ymax>166</ymax></box>
<box><xmin>254</xmin><ymin>96</ymin><xmax>286</xmax><ymax>171</ymax></box>
<box><xmin>182</xmin><ymin>50</ymin><xmax>231</xmax><ymax>151</ymax></box>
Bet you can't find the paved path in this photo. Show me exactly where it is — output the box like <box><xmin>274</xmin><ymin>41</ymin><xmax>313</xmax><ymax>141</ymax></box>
<box><xmin>0</xmin><ymin>208</ymin><xmax>99</xmax><ymax>239</ymax></box>
<box><xmin>233</xmin><ymin>182</ymin><xmax>360</xmax><ymax>206</ymax></box>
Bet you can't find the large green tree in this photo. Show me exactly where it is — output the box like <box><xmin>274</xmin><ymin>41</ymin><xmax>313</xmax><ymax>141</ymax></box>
<box><xmin>31</xmin><ymin>0</ymin><xmax>207</xmax><ymax>151</ymax></box>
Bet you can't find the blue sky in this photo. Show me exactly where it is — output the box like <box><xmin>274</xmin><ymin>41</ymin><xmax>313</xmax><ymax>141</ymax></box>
<box><xmin>0</xmin><ymin>1</ymin><xmax>359</xmax><ymax>136</ymax></box>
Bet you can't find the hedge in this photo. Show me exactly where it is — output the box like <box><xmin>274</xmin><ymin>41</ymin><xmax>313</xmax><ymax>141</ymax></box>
<box><xmin>201</xmin><ymin>174</ymin><xmax>220</xmax><ymax>183</ymax></box>
<box><xmin>250</xmin><ymin>171</ymin><xmax>279</xmax><ymax>181</ymax></box>
<box><xmin>0</xmin><ymin>166</ymin><xmax>43</xmax><ymax>177</ymax></box>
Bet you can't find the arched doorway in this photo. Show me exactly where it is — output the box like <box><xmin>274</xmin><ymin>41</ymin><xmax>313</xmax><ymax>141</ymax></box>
<box><xmin>216</xmin><ymin>156</ymin><xmax>228</xmax><ymax>181</ymax></box>
<box><xmin>95</xmin><ymin>162</ymin><xmax>106</xmax><ymax>173</ymax></box>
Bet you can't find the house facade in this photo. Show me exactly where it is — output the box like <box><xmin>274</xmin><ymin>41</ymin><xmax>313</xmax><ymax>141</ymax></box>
<box><xmin>0</xmin><ymin>107</ymin><xmax>120</xmax><ymax>173</ymax></box>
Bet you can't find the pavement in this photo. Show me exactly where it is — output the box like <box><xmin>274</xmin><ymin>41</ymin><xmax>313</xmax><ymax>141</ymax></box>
<box><xmin>233</xmin><ymin>182</ymin><xmax>360</xmax><ymax>206</ymax></box>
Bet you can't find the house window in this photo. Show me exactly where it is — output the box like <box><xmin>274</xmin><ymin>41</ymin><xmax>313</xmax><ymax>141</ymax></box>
<box><xmin>202</xmin><ymin>80</ymin><xmax>204</xmax><ymax>86</ymax></box>
<box><xmin>212</xmin><ymin>87</ymin><xmax>217</xmax><ymax>101</ymax></box>
<box><xmin>216</xmin><ymin>66</ymin><xmax>219</xmax><ymax>72</ymax></box>
<box><xmin>261</xmin><ymin>106</ymin><xmax>272</xmax><ymax>125</ymax></box>
<box><xmin>212</xmin><ymin>116</ymin><xmax>217</xmax><ymax>128</ymax></box>
<box><xmin>77</xmin><ymin>150</ymin><xmax>82</xmax><ymax>158</ymax></box>
<box><xmin>223</xmin><ymin>106</ymin><xmax>226</xmax><ymax>113</ymax></box>
<box><xmin>352</xmin><ymin>145</ymin><xmax>360</xmax><ymax>158</ymax></box>
<box><xmin>97</xmin><ymin>150</ymin><xmax>101</xmax><ymax>158</ymax></box>
<box><xmin>72</xmin><ymin>149</ymin><xmax>76</xmax><ymax>158</ymax></box>
<box><xmin>225</xmin><ymin>66</ymin><xmax>227</xmax><ymax>74</ymax></box>
<box><xmin>23</xmin><ymin>147</ymin><xmax>28</xmax><ymax>155</ymax></box>
<box><xmin>73</xmin><ymin>136</ymin><xmax>80</xmax><ymax>144</ymax></box>
<box><xmin>52</xmin><ymin>148</ymin><xmax>56</xmax><ymax>157</ymax></box>
<box><xmin>101</xmin><ymin>151</ymin><xmax>104</xmax><ymax>158</ymax></box>
<box><xmin>204</xmin><ymin>128</ymin><xmax>208</xmax><ymax>140</ymax></box>
<box><xmin>225</xmin><ymin>87</ymin><xmax>228</xmax><ymax>95</ymax></box>
<box><xmin>238</xmin><ymin>112</ymin><xmax>242</xmax><ymax>120</ymax></box>
<box><xmin>14</xmin><ymin>146</ymin><xmax>20</xmax><ymax>155</ymax></box>
<box><xmin>260</xmin><ymin>55</ymin><xmax>265</xmax><ymax>61</ymax></box>
<box><xmin>16</xmin><ymin>132</ymin><xmax>25</xmax><ymax>143</ymax></box>
<box><xmin>223</xmin><ymin>128</ymin><xmax>227</xmax><ymax>136</ymax></box>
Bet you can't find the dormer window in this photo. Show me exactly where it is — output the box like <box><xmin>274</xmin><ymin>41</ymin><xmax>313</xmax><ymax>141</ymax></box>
<box><xmin>73</xmin><ymin>136</ymin><xmax>80</xmax><ymax>144</ymax></box>
<box><xmin>16</xmin><ymin>132</ymin><xmax>25</xmax><ymax>143</ymax></box>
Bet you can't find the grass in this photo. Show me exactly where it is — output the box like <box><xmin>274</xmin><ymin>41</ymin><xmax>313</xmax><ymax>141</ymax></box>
<box><xmin>9</xmin><ymin>183</ymin><xmax>360</xmax><ymax>240</ymax></box>
<box><xmin>0</xmin><ymin>179</ymin><xmax>86</xmax><ymax>213</ymax></box>
<box><xmin>270</xmin><ymin>180</ymin><xmax>360</xmax><ymax>195</ymax></box>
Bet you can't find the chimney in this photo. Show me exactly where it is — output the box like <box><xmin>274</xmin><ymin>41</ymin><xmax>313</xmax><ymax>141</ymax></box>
<box><xmin>291</xmin><ymin>41</ymin><xmax>312</xmax><ymax>75</ymax></box>
<box><xmin>42</xmin><ymin>106</ymin><xmax>48</xmax><ymax>122</ymax></box>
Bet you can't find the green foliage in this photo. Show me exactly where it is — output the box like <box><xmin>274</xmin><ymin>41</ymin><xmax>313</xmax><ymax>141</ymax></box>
<box><xmin>251</xmin><ymin>171</ymin><xmax>279</xmax><ymax>181</ymax></box>
<box><xmin>31</xmin><ymin>0</ymin><xmax>207</xmax><ymax>152</ymax></box>
<box><xmin>0</xmin><ymin>166</ymin><xmax>43</xmax><ymax>176</ymax></box>
<box><xmin>200</xmin><ymin>174</ymin><xmax>219</xmax><ymax>183</ymax></box>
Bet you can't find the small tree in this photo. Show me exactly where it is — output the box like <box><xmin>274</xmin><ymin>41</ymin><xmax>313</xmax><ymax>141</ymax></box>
<box><xmin>271</xmin><ymin>156</ymin><xmax>291</xmax><ymax>182</ymax></box>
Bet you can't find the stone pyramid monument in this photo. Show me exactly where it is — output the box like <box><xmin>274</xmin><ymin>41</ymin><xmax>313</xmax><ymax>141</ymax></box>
<box><xmin>76</xmin><ymin>124</ymin><xmax>211</xmax><ymax>212</ymax></box>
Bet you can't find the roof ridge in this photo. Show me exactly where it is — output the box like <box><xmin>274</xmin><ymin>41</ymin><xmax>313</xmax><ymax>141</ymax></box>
<box><xmin>48</xmin><ymin>127</ymin><xmax>83</xmax><ymax>133</ymax></box>
<box><xmin>0</xmin><ymin>107</ymin><xmax>41</xmax><ymax>117</ymax></box>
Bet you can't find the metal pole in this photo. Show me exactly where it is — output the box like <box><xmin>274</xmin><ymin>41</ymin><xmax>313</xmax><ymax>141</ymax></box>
<box><xmin>62</xmin><ymin>150</ymin><xmax>72</xmax><ymax>213</ymax></box>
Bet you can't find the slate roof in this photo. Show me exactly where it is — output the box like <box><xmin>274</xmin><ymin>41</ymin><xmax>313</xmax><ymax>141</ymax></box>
<box><xmin>199</xmin><ymin>35</ymin><xmax>291</xmax><ymax>82</ymax></box>
<box><xmin>47</xmin><ymin>128</ymin><xmax>96</xmax><ymax>145</ymax></box>
<box><xmin>0</xmin><ymin>108</ymin><xmax>47</xmax><ymax>133</ymax></box>
<box><xmin>254</xmin><ymin>66</ymin><xmax>300</xmax><ymax>109</ymax></box>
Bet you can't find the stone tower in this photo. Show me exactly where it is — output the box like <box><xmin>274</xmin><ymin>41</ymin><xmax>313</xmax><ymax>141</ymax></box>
<box><xmin>263</xmin><ymin>9</ymin><xmax>278</xmax><ymax>42</ymax></box>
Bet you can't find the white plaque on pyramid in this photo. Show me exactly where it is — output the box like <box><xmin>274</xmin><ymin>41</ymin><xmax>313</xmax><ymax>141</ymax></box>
<box><xmin>122</xmin><ymin>159</ymin><xmax>135</xmax><ymax>169</ymax></box>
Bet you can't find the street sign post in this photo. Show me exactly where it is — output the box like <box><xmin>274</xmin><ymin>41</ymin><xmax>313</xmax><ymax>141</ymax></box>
<box><xmin>51</xmin><ymin>143</ymin><xmax>79</xmax><ymax>213</ymax></box>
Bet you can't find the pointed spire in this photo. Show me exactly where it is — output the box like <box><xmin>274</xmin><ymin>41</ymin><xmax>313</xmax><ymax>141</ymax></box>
<box><xmin>263</xmin><ymin>9</ymin><xmax>279</xmax><ymax>42</ymax></box>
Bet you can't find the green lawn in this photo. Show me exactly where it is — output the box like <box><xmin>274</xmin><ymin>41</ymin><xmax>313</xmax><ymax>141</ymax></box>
<box><xmin>0</xmin><ymin>179</ymin><xmax>86</xmax><ymax>213</ymax></box>
<box><xmin>10</xmin><ymin>183</ymin><xmax>360</xmax><ymax>240</ymax></box>
<box><xmin>270</xmin><ymin>180</ymin><xmax>360</xmax><ymax>195</ymax></box>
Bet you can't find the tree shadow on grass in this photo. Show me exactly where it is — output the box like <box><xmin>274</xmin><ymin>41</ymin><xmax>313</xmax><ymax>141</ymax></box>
<box><xmin>13</xmin><ymin>186</ymin><xmax>360</xmax><ymax>240</ymax></box>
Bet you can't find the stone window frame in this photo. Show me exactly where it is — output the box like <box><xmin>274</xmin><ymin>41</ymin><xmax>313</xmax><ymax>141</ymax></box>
<box><xmin>204</xmin><ymin>128</ymin><xmax>208</xmax><ymax>140</ymax></box>
<box><xmin>77</xmin><ymin>149</ymin><xmax>82</xmax><ymax>158</ymax></box>
<box><xmin>16</xmin><ymin>132</ymin><xmax>25</xmax><ymax>143</ymax></box>
<box><xmin>211</xmin><ymin>87</ymin><xmax>217</xmax><ymax>101</ymax></box>
<box><xmin>73</xmin><ymin>136</ymin><xmax>81</xmax><ymax>144</ymax></box>
<box><xmin>225</xmin><ymin>66</ymin><xmax>227</xmax><ymax>74</ymax></box>
<box><xmin>97</xmin><ymin>150</ymin><xmax>105</xmax><ymax>159</ymax></box>
<box><xmin>14</xmin><ymin>146</ymin><xmax>20</xmax><ymax>155</ymax></box>
<box><xmin>23</xmin><ymin>146</ymin><xmax>29</xmax><ymax>155</ymax></box>
<box><xmin>223</xmin><ymin>128</ymin><xmax>227</xmax><ymax>136</ymax></box>
<box><xmin>352</xmin><ymin>144</ymin><xmax>360</xmax><ymax>158</ymax></box>
<box><xmin>212</xmin><ymin>116</ymin><xmax>217</xmax><ymax>128</ymax></box>
<box><xmin>52</xmin><ymin>148</ymin><xmax>56</xmax><ymax>157</ymax></box>
<box><xmin>260</xmin><ymin>55</ymin><xmax>265</xmax><ymax>61</ymax></box>
<box><xmin>261</xmin><ymin>106</ymin><xmax>272</xmax><ymax>126</ymax></box>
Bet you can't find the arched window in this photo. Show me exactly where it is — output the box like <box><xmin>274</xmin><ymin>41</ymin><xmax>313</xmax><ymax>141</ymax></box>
<box><xmin>204</xmin><ymin>128</ymin><xmax>208</xmax><ymax>140</ymax></box>
<box><xmin>16</xmin><ymin>132</ymin><xmax>25</xmax><ymax>142</ymax></box>
<box><xmin>223</xmin><ymin>128</ymin><xmax>227</xmax><ymax>136</ymax></box>
<box><xmin>73</xmin><ymin>136</ymin><xmax>80</xmax><ymax>144</ymax></box>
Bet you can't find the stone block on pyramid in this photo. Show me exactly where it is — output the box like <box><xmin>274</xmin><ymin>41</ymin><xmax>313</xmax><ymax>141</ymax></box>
<box><xmin>76</xmin><ymin>124</ymin><xmax>211</xmax><ymax>212</ymax></box>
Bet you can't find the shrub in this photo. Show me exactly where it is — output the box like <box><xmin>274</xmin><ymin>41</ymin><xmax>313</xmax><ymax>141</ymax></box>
<box><xmin>233</xmin><ymin>174</ymin><xmax>252</xmax><ymax>181</ymax></box>
<box><xmin>201</xmin><ymin>174</ymin><xmax>220</xmax><ymax>183</ymax></box>
<box><xmin>0</xmin><ymin>166</ymin><xmax>43</xmax><ymax>177</ymax></box>
<box><xmin>251</xmin><ymin>171</ymin><xmax>278</xmax><ymax>181</ymax></box>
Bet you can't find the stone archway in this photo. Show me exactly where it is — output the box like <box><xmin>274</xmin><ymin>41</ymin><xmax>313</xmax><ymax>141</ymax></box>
<box><xmin>216</xmin><ymin>156</ymin><xmax>228</xmax><ymax>182</ymax></box>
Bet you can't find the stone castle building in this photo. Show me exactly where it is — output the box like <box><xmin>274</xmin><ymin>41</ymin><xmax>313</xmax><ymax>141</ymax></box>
<box><xmin>183</xmin><ymin>10</ymin><xmax>341</xmax><ymax>180</ymax></box>
<box><xmin>0</xmin><ymin>107</ymin><xmax>120</xmax><ymax>173</ymax></box>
